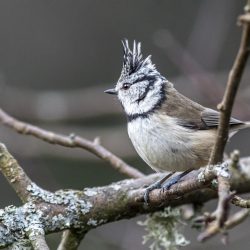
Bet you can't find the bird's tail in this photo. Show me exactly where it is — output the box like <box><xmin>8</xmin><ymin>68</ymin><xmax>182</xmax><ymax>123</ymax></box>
<box><xmin>243</xmin><ymin>121</ymin><xmax>250</xmax><ymax>128</ymax></box>
<box><xmin>228</xmin><ymin>121</ymin><xmax>250</xmax><ymax>138</ymax></box>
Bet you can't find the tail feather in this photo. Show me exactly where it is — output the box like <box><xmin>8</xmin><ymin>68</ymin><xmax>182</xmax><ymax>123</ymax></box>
<box><xmin>229</xmin><ymin>121</ymin><xmax>250</xmax><ymax>138</ymax></box>
<box><xmin>243</xmin><ymin>121</ymin><xmax>250</xmax><ymax>128</ymax></box>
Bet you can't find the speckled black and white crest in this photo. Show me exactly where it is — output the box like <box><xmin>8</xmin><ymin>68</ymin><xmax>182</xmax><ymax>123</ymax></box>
<box><xmin>119</xmin><ymin>40</ymin><xmax>156</xmax><ymax>81</ymax></box>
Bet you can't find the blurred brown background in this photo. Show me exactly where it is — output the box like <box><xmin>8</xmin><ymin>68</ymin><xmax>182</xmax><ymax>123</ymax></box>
<box><xmin>0</xmin><ymin>0</ymin><xmax>250</xmax><ymax>249</ymax></box>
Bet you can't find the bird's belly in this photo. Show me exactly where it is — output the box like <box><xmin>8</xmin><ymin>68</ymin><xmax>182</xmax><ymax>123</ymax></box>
<box><xmin>127</xmin><ymin>117</ymin><xmax>212</xmax><ymax>172</ymax></box>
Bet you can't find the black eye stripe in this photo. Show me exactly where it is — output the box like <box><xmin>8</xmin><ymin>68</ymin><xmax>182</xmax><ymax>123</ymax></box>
<box><xmin>133</xmin><ymin>75</ymin><xmax>156</xmax><ymax>84</ymax></box>
<box><xmin>121</xmin><ymin>75</ymin><xmax>157</xmax><ymax>92</ymax></box>
<box><xmin>136</xmin><ymin>78</ymin><xmax>156</xmax><ymax>103</ymax></box>
<box><xmin>133</xmin><ymin>75</ymin><xmax>148</xmax><ymax>84</ymax></box>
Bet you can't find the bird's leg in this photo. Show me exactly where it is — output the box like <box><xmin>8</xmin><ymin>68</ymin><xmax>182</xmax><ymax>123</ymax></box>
<box><xmin>144</xmin><ymin>169</ymin><xmax>194</xmax><ymax>204</ymax></box>
<box><xmin>161</xmin><ymin>169</ymin><xmax>193</xmax><ymax>191</ymax></box>
<box><xmin>144</xmin><ymin>172</ymin><xmax>175</xmax><ymax>204</ymax></box>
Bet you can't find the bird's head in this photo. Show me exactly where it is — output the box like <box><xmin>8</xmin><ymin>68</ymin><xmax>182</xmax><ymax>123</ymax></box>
<box><xmin>105</xmin><ymin>40</ymin><xmax>170</xmax><ymax>119</ymax></box>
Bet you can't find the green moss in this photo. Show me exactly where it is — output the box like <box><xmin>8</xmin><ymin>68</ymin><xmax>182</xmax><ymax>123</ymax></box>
<box><xmin>138</xmin><ymin>207</ymin><xmax>189</xmax><ymax>250</ymax></box>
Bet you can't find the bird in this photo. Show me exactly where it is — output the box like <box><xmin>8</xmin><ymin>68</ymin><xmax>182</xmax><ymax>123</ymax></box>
<box><xmin>104</xmin><ymin>40</ymin><xmax>250</xmax><ymax>203</ymax></box>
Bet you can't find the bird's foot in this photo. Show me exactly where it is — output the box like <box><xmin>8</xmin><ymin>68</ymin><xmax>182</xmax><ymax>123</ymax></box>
<box><xmin>161</xmin><ymin>169</ymin><xmax>193</xmax><ymax>192</ymax></box>
<box><xmin>144</xmin><ymin>173</ymin><xmax>174</xmax><ymax>204</ymax></box>
<box><xmin>144</xmin><ymin>169</ymin><xmax>193</xmax><ymax>204</ymax></box>
<box><xmin>144</xmin><ymin>181</ymin><xmax>162</xmax><ymax>204</ymax></box>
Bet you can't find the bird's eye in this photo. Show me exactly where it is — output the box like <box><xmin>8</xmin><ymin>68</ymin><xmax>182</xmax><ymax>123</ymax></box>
<box><xmin>122</xmin><ymin>83</ymin><xmax>130</xmax><ymax>90</ymax></box>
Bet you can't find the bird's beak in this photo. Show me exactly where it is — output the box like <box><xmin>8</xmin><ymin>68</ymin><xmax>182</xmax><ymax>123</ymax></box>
<box><xmin>104</xmin><ymin>88</ymin><xmax>117</xmax><ymax>95</ymax></box>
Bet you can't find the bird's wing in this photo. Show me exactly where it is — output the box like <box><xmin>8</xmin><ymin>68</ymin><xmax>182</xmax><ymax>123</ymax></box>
<box><xmin>163</xmin><ymin>86</ymin><xmax>244</xmax><ymax>130</ymax></box>
<box><xmin>201</xmin><ymin>108</ymin><xmax>244</xmax><ymax>129</ymax></box>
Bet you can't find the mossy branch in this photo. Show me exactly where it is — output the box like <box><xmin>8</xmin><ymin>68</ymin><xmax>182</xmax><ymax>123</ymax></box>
<box><xmin>0</xmin><ymin>144</ymin><xmax>250</xmax><ymax>248</ymax></box>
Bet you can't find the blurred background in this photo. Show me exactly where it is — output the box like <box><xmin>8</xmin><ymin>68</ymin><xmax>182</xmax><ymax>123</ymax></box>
<box><xmin>0</xmin><ymin>0</ymin><xmax>250</xmax><ymax>249</ymax></box>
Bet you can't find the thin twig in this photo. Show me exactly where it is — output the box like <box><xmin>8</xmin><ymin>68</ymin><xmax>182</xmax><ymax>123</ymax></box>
<box><xmin>57</xmin><ymin>230</ymin><xmax>86</xmax><ymax>250</ymax></box>
<box><xmin>29</xmin><ymin>235</ymin><xmax>50</xmax><ymax>250</ymax></box>
<box><xmin>229</xmin><ymin>151</ymin><xmax>250</xmax><ymax>209</ymax></box>
<box><xmin>230</xmin><ymin>150</ymin><xmax>240</xmax><ymax>169</ymax></box>
<box><xmin>200</xmin><ymin>154</ymin><xmax>238</xmax><ymax>240</ymax></box>
<box><xmin>232</xmin><ymin>195</ymin><xmax>250</xmax><ymax>208</ymax></box>
<box><xmin>202</xmin><ymin>4</ymin><xmax>250</xmax><ymax>241</ymax></box>
<box><xmin>215</xmin><ymin>175</ymin><xmax>232</xmax><ymax>227</ymax></box>
<box><xmin>0</xmin><ymin>108</ymin><xmax>144</xmax><ymax>179</ymax></box>
<box><xmin>198</xmin><ymin>208</ymin><xmax>250</xmax><ymax>242</ymax></box>
<box><xmin>209</xmin><ymin>11</ymin><xmax>250</xmax><ymax>164</ymax></box>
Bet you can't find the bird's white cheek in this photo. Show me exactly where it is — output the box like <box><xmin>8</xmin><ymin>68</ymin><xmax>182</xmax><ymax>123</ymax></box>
<box><xmin>118</xmin><ymin>93</ymin><xmax>137</xmax><ymax>115</ymax></box>
<box><xmin>120</xmin><ymin>92</ymin><xmax>161</xmax><ymax>116</ymax></box>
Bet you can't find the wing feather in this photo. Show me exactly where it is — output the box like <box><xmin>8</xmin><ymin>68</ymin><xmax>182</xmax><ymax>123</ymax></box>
<box><xmin>201</xmin><ymin>109</ymin><xmax>243</xmax><ymax>128</ymax></box>
<box><xmin>162</xmin><ymin>86</ymin><xmax>244</xmax><ymax>130</ymax></box>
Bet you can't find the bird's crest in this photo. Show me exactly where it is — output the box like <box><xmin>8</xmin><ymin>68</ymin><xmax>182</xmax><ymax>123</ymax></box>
<box><xmin>120</xmin><ymin>40</ymin><xmax>156</xmax><ymax>79</ymax></box>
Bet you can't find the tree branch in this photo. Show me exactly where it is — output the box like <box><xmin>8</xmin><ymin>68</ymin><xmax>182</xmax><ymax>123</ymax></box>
<box><xmin>0</xmin><ymin>142</ymin><xmax>250</xmax><ymax>248</ymax></box>
<box><xmin>0</xmin><ymin>158</ymin><xmax>248</xmax><ymax>249</ymax></box>
<box><xmin>0</xmin><ymin>143</ymin><xmax>32</xmax><ymax>202</ymax></box>
<box><xmin>202</xmin><ymin>4</ymin><xmax>250</xmax><ymax>241</ymax></box>
<box><xmin>0</xmin><ymin>108</ymin><xmax>144</xmax><ymax>179</ymax></box>
<box><xmin>0</xmin><ymin>144</ymin><xmax>51</xmax><ymax>248</ymax></box>
<box><xmin>0</xmin><ymin>108</ymin><xmax>145</xmax><ymax>248</ymax></box>
<box><xmin>209</xmin><ymin>11</ymin><xmax>250</xmax><ymax>165</ymax></box>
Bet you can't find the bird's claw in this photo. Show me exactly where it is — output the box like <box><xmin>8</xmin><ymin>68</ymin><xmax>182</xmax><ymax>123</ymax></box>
<box><xmin>143</xmin><ymin>182</ymin><xmax>162</xmax><ymax>204</ymax></box>
<box><xmin>143</xmin><ymin>170</ymin><xmax>193</xmax><ymax>204</ymax></box>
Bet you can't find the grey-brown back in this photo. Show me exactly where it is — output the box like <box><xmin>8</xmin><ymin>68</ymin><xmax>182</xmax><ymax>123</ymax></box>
<box><xmin>161</xmin><ymin>85</ymin><xmax>244</xmax><ymax>130</ymax></box>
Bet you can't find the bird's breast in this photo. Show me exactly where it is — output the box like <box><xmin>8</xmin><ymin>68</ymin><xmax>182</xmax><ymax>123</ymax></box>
<box><xmin>127</xmin><ymin>114</ymin><xmax>214</xmax><ymax>172</ymax></box>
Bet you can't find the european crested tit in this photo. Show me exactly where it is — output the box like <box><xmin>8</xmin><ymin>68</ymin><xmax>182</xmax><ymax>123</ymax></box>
<box><xmin>105</xmin><ymin>40</ymin><xmax>250</xmax><ymax>202</ymax></box>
